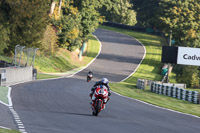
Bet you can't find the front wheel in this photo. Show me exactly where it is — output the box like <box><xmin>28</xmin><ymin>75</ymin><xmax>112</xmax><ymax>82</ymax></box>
<box><xmin>95</xmin><ymin>100</ymin><xmax>102</xmax><ymax>116</ymax></box>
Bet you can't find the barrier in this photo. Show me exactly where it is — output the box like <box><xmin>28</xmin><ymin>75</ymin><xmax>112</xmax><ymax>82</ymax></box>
<box><xmin>0</xmin><ymin>66</ymin><xmax>33</xmax><ymax>86</ymax></box>
<box><xmin>150</xmin><ymin>82</ymin><xmax>199</xmax><ymax>104</ymax></box>
<box><xmin>137</xmin><ymin>79</ymin><xmax>199</xmax><ymax>104</ymax></box>
<box><xmin>136</xmin><ymin>79</ymin><xmax>145</xmax><ymax>90</ymax></box>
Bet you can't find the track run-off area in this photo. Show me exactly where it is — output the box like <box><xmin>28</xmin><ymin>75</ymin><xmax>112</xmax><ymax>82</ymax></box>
<box><xmin>8</xmin><ymin>29</ymin><xmax>200</xmax><ymax>133</ymax></box>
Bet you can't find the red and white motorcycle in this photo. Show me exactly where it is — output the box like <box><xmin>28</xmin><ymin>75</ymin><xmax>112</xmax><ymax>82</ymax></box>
<box><xmin>91</xmin><ymin>85</ymin><xmax>109</xmax><ymax>116</ymax></box>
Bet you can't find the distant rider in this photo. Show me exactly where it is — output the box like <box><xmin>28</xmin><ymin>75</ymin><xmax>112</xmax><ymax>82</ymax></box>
<box><xmin>87</xmin><ymin>70</ymin><xmax>93</xmax><ymax>82</ymax></box>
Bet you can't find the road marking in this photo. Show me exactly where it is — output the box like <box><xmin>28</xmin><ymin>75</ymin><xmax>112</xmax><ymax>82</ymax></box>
<box><xmin>7</xmin><ymin>87</ymin><xmax>28</xmax><ymax>132</ymax></box>
<box><xmin>0</xmin><ymin>126</ymin><xmax>11</xmax><ymax>130</ymax></box>
<box><xmin>8</xmin><ymin>87</ymin><xmax>13</xmax><ymax>106</ymax></box>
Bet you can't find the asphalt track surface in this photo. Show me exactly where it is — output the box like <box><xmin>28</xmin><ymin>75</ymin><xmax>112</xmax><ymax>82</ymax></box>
<box><xmin>11</xmin><ymin>29</ymin><xmax>200</xmax><ymax>133</ymax></box>
<box><xmin>0</xmin><ymin>104</ymin><xmax>16</xmax><ymax>129</ymax></box>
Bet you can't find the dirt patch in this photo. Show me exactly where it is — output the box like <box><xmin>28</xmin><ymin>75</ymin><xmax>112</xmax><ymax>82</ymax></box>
<box><xmin>71</xmin><ymin>48</ymin><xmax>80</xmax><ymax>61</ymax></box>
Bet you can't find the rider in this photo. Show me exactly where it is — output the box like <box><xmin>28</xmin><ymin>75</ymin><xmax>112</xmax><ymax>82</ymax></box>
<box><xmin>87</xmin><ymin>70</ymin><xmax>93</xmax><ymax>81</ymax></box>
<box><xmin>90</xmin><ymin>78</ymin><xmax>111</xmax><ymax>109</ymax></box>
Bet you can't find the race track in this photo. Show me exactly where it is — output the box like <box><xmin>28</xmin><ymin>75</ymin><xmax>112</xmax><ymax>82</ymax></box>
<box><xmin>11</xmin><ymin>29</ymin><xmax>200</xmax><ymax>133</ymax></box>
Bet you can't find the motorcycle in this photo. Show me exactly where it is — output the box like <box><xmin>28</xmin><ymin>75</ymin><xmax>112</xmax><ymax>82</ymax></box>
<box><xmin>91</xmin><ymin>85</ymin><xmax>108</xmax><ymax>116</ymax></box>
<box><xmin>87</xmin><ymin>71</ymin><xmax>93</xmax><ymax>82</ymax></box>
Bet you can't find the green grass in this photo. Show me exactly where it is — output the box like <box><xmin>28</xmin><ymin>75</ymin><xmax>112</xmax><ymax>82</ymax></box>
<box><xmin>0</xmin><ymin>86</ymin><xmax>8</xmax><ymax>105</ymax></box>
<box><xmin>34</xmin><ymin>35</ymin><xmax>100</xmax><ymax>74</ymax></box>
<box><xmin>35</xmin><ymin>35</ymin><xmax>100</xmax><ymax>79</ymax></box>
<box><xmin>0</xmin><ymin>129</ymin><xmax>20</xmax><ymax>133</ymax></box>
<box><xmin>186</xmin><ymin>88</ymin><xmax>200</xmax><ymax>92</ymax></box>
<box><xmin>37</xmin><ymin>73</ymin><xmax>61</xmax><ymax>80</ymax></box>
<box><xmin>100</xmin><ymin>25</ymin><xmax>200</xmax><ymax>117</ymax></box>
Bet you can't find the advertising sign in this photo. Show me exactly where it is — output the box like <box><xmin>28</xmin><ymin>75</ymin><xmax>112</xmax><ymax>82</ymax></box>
<box><xmin>177</xmin><ymin>47</ymin><xmax>200</xmax><ymax>66</ymax></box>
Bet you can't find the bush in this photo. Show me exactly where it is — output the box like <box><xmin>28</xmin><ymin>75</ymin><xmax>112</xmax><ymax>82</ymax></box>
<box><xmin>0</xmin><ymin>24</ymin><xmax>10</xmax><ymax>54</ymax></box>
<box><xmin>40</xmin><ymin>25</ymin><xmax>58</xmax><ymax>55</ymax></box>
<box><xmin>176</xmin><ymin>65</ymin><xmax>200</xmax><ymax>87</ymax></box>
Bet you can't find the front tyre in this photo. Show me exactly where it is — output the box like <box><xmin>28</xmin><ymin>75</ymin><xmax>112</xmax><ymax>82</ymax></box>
<box><xmin>95</xmin><ymin>100</ymin><xmax>102</xmax><ymax>116</ymax></box>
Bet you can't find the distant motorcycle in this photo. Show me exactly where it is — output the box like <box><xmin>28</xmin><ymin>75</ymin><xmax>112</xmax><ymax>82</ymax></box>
<box><xmin>91</xmin><ymin>85</ymin><xmax>109</xmax><ymax>116</ymax></box>
<box><xmin>87</xmin><ymin>71</ymin><xmax>93</xmax><ymax>82</ymax></box>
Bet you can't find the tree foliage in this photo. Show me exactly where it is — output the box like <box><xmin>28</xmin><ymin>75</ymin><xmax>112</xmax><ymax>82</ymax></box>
<box><xmin>0</xmin><ymin>24</ymin><xmax>10</xmax><ymax>54</ymax></box>
<box><xmin>175</xmin><ymin>65</ymin><xmax>199</xmax><ymax>87</ymax></box>
<box><xmin>131</xmin><ymin>0</ymin><xmax>160</xmax><ymax>27</ymax></box>
<box><xmin>99</xmin><ymin>0</ymin><xmax>137</xmax><ymax>26</ymax></box>
<box><xmin>158</xmin><ymin>0</ymin><xmax>200</xmax><ymax>47</ymax></box>
<box><xmin>41</xmin><ymin>25</ymin><xmax>58</xmax><ymax>55</ymax></box>
<box><xmin>51</xmin><ymin>0</ymin><xmax>105</xmax><ymax>51</ymax></box>
<box><xmin>0</xmin><ymin>0</ymin><xmax>50</xmax><ymax>54</ymax></box>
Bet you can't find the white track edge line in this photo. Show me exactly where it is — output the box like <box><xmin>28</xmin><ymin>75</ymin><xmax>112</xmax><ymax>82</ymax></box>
<box><xmin>8</xmin><ymin>87</ymin><xmax>13</xmax><ymax>106</ymax></box>
<box><xmin>0</xmin><ymin>126</ymin><xmax>11</xmax><ymax>130</ymax></box>
<box><xmin>7</xmin><ymin>87</ymin><xmax>27</xmax><ymax>132</ymax></box>
<box><xmin>0</xmin><ymin>100</ymin><xmax>8</xmax><ymax>106</ymax></box>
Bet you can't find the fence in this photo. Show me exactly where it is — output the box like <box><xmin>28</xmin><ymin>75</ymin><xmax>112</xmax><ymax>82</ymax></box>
<box><xmin>150</xmin><ymin>82</ymin><xmax>199</xmax><ymax>104</ymax></box>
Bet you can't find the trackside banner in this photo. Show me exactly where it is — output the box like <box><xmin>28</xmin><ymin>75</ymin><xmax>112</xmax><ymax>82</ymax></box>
<box><xmin>177</xmin><ymin>47</ymin><xmax>200</xmax><ymax>66</ymax></box>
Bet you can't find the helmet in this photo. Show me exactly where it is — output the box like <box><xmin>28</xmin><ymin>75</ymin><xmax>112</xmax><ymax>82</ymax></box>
<box><xmin>101</xmin><ymin>78</ymin><xmax>108</xmax><ymax>84</ymax></box>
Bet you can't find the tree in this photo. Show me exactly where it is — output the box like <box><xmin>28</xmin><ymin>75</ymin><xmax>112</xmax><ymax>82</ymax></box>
<box><xmin>75</xmin><ymin>0</ymin><xmax>101</xmax><ymax>37</ymax></box>
<box><xmin>0</xmin><ymin>1</ymin><xmax>10</xmax><ymax>54</ymax></box>
<box><xmin>158</xmin><ymin>0</ymin><xmax>200</xmax><ymax>47</ymax></box>
<box><xmin>99</xmin><ymin>0</ymin><xmax>137</xmax><ymax>26</ymax></box>
<box><xmin>0</xmin><ymin>24</ymin><xmax>10</xmax><ymax>54</ymax></box>
<box><xmin>131</xmin><ymin>0</ymin><xmax>161</xmax><ymax>27</ymax></box>
<box><xmin>176</xmin><ymin>65</ymin><xmax>199</xmax><ymax>87</ymax></box>
<box><xmin>0</xmin><ymin>0</ymin><xmax>51</xmax><ymax>53</ymax></box>
<box><xmin>51</xmin><ymin>0</ymin><xmax>82</xmax><ymax>50</ymax></box>
<box><xmin>52</xmin><ymin>0</ymin><xmax>102</xmax><ymax>50</ymax></box>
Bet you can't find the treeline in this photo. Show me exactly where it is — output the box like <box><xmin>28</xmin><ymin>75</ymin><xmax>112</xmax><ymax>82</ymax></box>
<box><xmin>131</xmin><ymin>0</ymin><xmax>200</xmax><ymax>88</ymax></box>
<box><xmin>0</xmin><ymin>0</ymin><xmax>136</xmax><ymax>55</ymax></box>
<box><xmin>0</xmin><ymin>0</ymin><xmax>200</xmax><ymax>87</ymax></box>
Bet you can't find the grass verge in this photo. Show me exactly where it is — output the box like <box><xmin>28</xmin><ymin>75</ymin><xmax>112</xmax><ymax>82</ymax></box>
<box><xmin>0</xmin><ymin>86</ymin><xmax>8</xmax><ymax>105</ymax></box>
<box><xmin>35</xmin><ymin>35</ymin><xmax>100</xmax><ymax>73</ymax></box>
<box><xmin>0</xmin><ymin>129</ymin><xmax>20</xmax><ymax>133</ymax></box>
<box><xmin>37</xmin><ymin>73</ymin><xmax>61</xmax><ymax>80</ymax></box>
<box><xmin>100</xmin><ymin>25</ymin><xmax>200</xmax><ymax>117</ymax></box>
<box><xmin>36</xmin><ymin>35</ymin><xmax>100</xmax><ymax>79</ymax></box>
